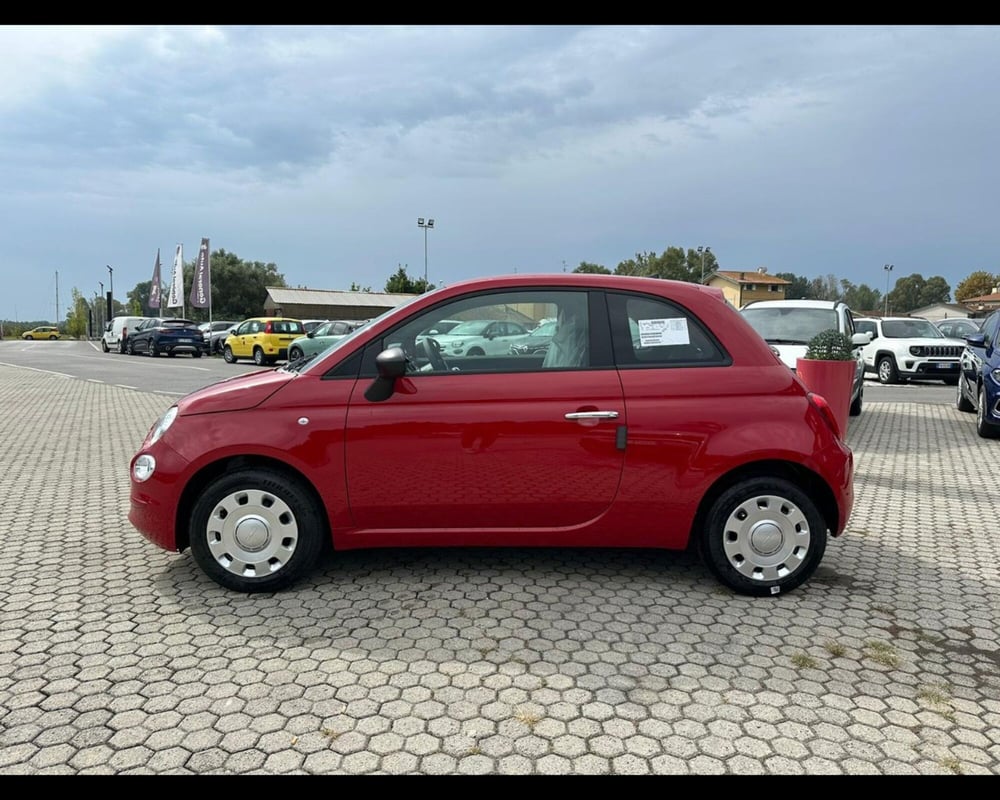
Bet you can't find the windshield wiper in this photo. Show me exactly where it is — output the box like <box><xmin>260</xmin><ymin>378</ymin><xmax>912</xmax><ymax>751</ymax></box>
<box><xmin>765</xmin><ymin>338</ymin><xmax>810</xmax><ymax>345</ymax></box>
<box><xmin>282</xmin><ymin>353</ymin><xmax>319</xmax><ymax>373</ymax></box>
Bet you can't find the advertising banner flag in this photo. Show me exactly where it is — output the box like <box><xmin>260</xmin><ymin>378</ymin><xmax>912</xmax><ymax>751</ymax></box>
<box><xmin>189</xmin><ymin>238</ymin><xmax>211</xmax><ymax>309</ymax></box>
<box><xmin>149</xmin><ymin>249</ymin><xmax>162</xmax><ymax>310</ymax></box>
<box><xmin>166</xmin><ymin>244</ymin><xmax>184</xmax><ymax>309</ymax></box>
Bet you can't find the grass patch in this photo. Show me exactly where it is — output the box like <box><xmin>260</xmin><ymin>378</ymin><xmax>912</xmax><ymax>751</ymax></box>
<box><xmin>863</xmin><ymin>640</ymin><xmax>900</xmax><ymax>668</ymax></box>
<box><xmin>939</xmin><ymin>755</ymin><xmax>963</xmax><ymax>774</ymax></box>
<box><xmin>917</xmin><ymin>685</ymin><xmax>950</xmax><ymax>706</ymax></box>
<box><xmin>320</xmin><ymin>727</ymin><xmax>342</xmax><ymax>741</ymax></box>
<box><xmin>823</xmin><ymin>641</ymin><xmax>847</xmax><ymax>658</ymax></box>
<box><xmin>915</xmin><ymin>629</ymin><xmax>945</xmax><ymax>645</ymax></box>
<box><xmin>790</xmin><ymin>652</ymin><xmax>818</xmax><ymax>669</ymax></box>
<box><xmin>466</xmin><ymin>745</ymin><xmax>482</xmax><ymax>756</ymax></box>
<box><xmin>513</xmin><ymin>708</ymin><xmax>543</xmax><ymax>729</ymax></box>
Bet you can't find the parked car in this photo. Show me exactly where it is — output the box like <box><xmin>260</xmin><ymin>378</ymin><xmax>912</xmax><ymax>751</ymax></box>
<box><xmin>198</xmin><ymin>321</ymin><xmax>238</xmax><ymax>354</ymax></box>
<box><xmin>126</xmin><ymin>317</ymin><xmax>209</xmax><ymax>358</ymax></box>
<box><xmin>21</xmin><ymin>326</ymin><xmax>60</xmax><ymax>340</ymax></box>
<box><xmin>419</xmin><ymin>319</ymin><xmax>463</xmax><ymax>336</ymax></box>
<box><xmin>509</xmin><ymin>319</ymin><xmax>558</xmax><ymax>355</ymax></box>
<box><xmin>934</xmin><ymin>317</ymin><xmax>982</xmax><ymax>340</ymax></box>
<box><xmin>129</xmin><ymin>273</ymin><xmax>855</xmax><ymax>598</ymax></box>
<box><xmin>223</xmin><ymin>317</ymin><xmax>305</xmax><ymax>366</ymax></box>
<box><xmin>426</xmin><ymin>318</ymin><xmax>532</xmax><ymax>358</ymax></box>
<box><xmin>288</xmin><ymin>319</ymin><xmax>369</xmax><ymax>362</ymax></box>
<box><xmin>854</xmin><ymin>316</ymin><xmax>962</xmax><ymax>384</ymax></box>
<box><xmin>740</xmin><ymin>299</ymin><xmax>869</xmax><ymax>417</ymax></box>
<box><xmin>102</xmin><ymin>316</ymin><xmax>148</xmax><ymax>353</ymax></box>
<box><xmin>301</xmin><ymin>319</ymin><xmax>328</xmax><ymax>335</ymax></box>
<box><xmin>955</xmin><ymin>308</ymin><xmax>1000</xmax><ymax>437</ymax></box>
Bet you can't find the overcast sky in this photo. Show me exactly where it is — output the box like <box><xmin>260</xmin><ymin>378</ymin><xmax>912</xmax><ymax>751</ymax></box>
<box><xmin>3</xmin><ymin>24</ymin><xmax>999</xmax><ymax>322</ymax></box>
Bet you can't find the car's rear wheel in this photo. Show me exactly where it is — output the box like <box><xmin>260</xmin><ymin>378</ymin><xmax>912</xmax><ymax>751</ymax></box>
<box><xmin>956</xmin><ymin>378</ymin><xmax>974</xmax><ymax>412</ymax></box>
<box><xmin>127</xmin><ymin>339</ymin><xmax>135</xmax><ymax>355</ymax></box>
<box><xmin>976</xmin><ymin>386</ymin><xmax>999</xmax><ymax>438</ymax></box>
<box><xmin>877</xmin><ymin>356</ymin><xmax>899</xmax><ymax>384</ymax></box>
<box><xmin>253</xmin><ymin>347</ymin><xmax>266</xmax><ymax>366</ymax></box>
<box><xmin>700</xmin><ymin>477</ymin><xmax>827</xmax><ymax>597</ymax></box>
<box><xmin>289</xmin><ymin>346</ymin><xmax>304</xmax><ymax>362</ymax></box>
<box><xmin>49</xmin><ymin>335</ymin><xmax>57</xmax><ymax>340</ymax></box>
<box><xmin>189</xmin><ymin>468</ymin><xmax>326</xmax><ymax>593</ymax></box>
<box><xmin>467</xmin><ymin>347</ymin><xmax>485</xmax><ymax>356</ymax></box>
<box><xmin>223</xmin><ymin>345</ymin><xmax>236</xmax><ymax>364</ymax></box>
<box><xmin>101</xmin><ymin>340</ymin><xmax>109</xmax><ymax>353</ymax></box>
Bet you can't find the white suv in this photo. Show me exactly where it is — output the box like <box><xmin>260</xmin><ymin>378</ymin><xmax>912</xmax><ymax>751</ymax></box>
<box><xmin>741</xmin><ymin>299</ymin><xmax>868</xmax><ymax>416</ymax></box>
<box><xmin>853</xmin><ymin>316</ymin><xmax>963</xmax><ymax>385</ymax></box>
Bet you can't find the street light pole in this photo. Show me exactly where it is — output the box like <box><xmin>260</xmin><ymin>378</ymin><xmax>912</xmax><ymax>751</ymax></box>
<box><xmin>883</xmin><ymin>264</ymin><xmax>894</xmax><ymax>315</ymax></box>
<box><xmin>697</xmin><ymin>245</ymin><xmax>711</xmax><ymax>283</ymax></box>
<box><xmin>417</xmin><ymin>217</ymin><xmax>434</xmax><ymax>287</ymax></box>
<box><xmin>107</xmin><ymin>265</ymin><xmax>114</xmax><ymax>317</ymax></box>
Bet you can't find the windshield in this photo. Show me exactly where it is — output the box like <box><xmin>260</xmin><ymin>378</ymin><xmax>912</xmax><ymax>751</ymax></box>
<box><xmin>741</xmin><ymin>307</ymin><xmax>838</xmax><ymax>343</ymax></box>
<box><xmin>443</xmin><ymin>320</ymin><xmax>492</xmax><ymax>336</ymax></box>
<box><xmin>311</xmin><ymin>321</ymin><xmax>337</xmax><ymax>337</ymax></box>
<box><xmin>882</xmin><ymin>319</ymin><xmax>943</xmax><ymax>339</ymax></box>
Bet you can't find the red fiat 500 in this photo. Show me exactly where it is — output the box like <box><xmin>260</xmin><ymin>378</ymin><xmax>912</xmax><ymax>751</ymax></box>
<box><xmin>129</xmin><ymin>274</ymin><xmax>854</xmax><ymax>597</ymax></box>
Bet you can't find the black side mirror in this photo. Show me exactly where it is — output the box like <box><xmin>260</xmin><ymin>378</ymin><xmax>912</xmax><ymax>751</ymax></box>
<box><xmin>365</xmin><ymin>347</ymin><xmax>408</xmax><ymax>402</ymax></box>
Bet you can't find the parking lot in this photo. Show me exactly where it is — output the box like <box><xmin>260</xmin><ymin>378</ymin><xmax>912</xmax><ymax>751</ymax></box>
<box><xmin>0</xmin><ymin>355</ymin><xmax>998</xmax><ymax>775</ymax></box>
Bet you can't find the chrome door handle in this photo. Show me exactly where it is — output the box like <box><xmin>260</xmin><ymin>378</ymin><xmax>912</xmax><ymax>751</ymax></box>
<box><xmin>565</xmin><ymin>411</ymin><xmax>619</xmax><ymax>420</ymax></box>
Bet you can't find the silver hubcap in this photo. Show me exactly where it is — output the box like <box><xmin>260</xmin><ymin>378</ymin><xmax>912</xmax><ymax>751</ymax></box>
<box><xmin>205</xmin><ymin>489</ymin><xmax>299</xmax><ymax>578</ymax></box>
<box><xmin>978</xmin><ymin>390</ymin><xmax>985</xmax><ymax>427</ymax></box>
<box><xmin>879</xmin><ymin>361</ymin><xmax>890</xmax><ymax>381</ymax></box>
<box><xmin>722</xmin><ymin>494</ymin><xmax>810</xmax><ymax>581</ymax></box>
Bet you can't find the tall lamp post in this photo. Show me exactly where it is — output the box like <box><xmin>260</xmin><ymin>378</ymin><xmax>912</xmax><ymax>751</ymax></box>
<box><xmin>98</xmin><ymin>281</ymin><xmax>104</xmax><ymax>335</ymax></box>
<box><xmin>697</xmin><ymin>245</ymin><xmax>711</xmax><ymax>283</ymax></box>
<box><xmin>417</xmin><ymin>217</ymin><xmax>434</xmax><ymax>286</ymax></box>
<box><xmin>883</xmin><ymin>264</ymin><xmax>894</xmax><ymax>315</ymax></box>
<box><xmin>106</xmin><ymin>265</ymin><xmax>114</xmax><ymax>317</ymax></box>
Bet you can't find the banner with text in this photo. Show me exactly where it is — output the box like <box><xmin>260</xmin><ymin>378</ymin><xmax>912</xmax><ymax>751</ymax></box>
<box><xmin>166</xmin><ymin>244</ymin><xmax>184</xmax><ymax>309</ymax></box>
<box><xmin>189</xmin><ymin>238</ymin><xmax>211</xmax><ymax>309</ymax></box>
<box><xmin>148</xmin><ymin>249</ymin><xmax>162</xmax><ymax>310</ymax></box>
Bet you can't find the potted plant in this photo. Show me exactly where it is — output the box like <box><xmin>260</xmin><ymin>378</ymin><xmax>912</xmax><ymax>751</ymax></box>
<box><xmin>795</xmin><ymin>329</ymin><xmax>856</xmax><ymax>438</ymax></box>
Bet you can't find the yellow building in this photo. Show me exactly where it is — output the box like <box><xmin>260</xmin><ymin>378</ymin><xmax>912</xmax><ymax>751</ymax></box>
<box><xmin>705</xmin><ymin>268</ymin><xmax>790</xmax><ymax>309</ymax></box>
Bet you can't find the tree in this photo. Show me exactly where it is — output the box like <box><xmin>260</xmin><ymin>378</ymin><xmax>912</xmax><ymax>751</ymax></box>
<box><xmin>350</xmin><ymin>282</ymin><xmax>373</xmax><ymax>292</ymax></box>
<box><xmin>774</xmin><ymin>273</ymin><xmax>813</xmax><ymax>300</ymax></box>
<box><xmin>886</xmin><ymin>273</ymin><xmax>951</xmax><ymax>314</ymax></box>
<box><xmin>918</xmin><ymin>276</ymin><xmax>951</xmax><ymax>307</ymax></box>
<box><xmin>63</xmin><ymin>288</ymin><xmax>90</xmax><ymax>338</ymax></box>
<box><xmin>839</xmin><ymin>280</ymin><xmax>882</xmax><ymax>313</ymax></box>
<box><xmin>808</xmin><ymin>274</ymin><xmax>842</xmax><ymax>302</ymax></box>
<box><xmin>955</xmin><ymin>270</ymin><xmax>998</xmax><ymax>302</ymax></box>
<box><xmin>573</xmin><ymin>262</ymin><xmax>611</xmax><ymax>274</ymax></box>
<box><xmin>384</xmin><ymin>264</ymin><xmax>432</xmax><ymax>294</ymax></box>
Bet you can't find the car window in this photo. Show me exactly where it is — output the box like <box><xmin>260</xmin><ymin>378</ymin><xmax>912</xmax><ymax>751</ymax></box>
<box><xmin>369</xmin><ymin>290</ymin><xmax>593</xmax><ymax>375</ymax></box>
<box><xmin>981</xmin><ymin>313</ymin><xmax>1000</xmax><ymax>347</ymax></box>
<box><xmin>855</xmin><ymin>320</ymin><xmax>876</xmax><ymax>338</ymax></box>
<box><xmin>881</xmin><ymin>319</ymin><xmax>943</xmax><ymax>339</ymax></box>
<box><xmin>272</xmin><ymin>320</ymin><xmax>304</xmax><ymax>335</ymax></box>
<box><xmin>608</xmin><ymin>293</ymin><xmax>727</xmax><ymax>367</ymax></box>
<box><xmin>741</xmin><ymin>306</ymin><xmax>839</xmax><ymax>343</ymax></box>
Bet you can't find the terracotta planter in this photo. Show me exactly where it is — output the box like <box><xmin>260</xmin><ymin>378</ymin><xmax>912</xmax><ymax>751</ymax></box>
<box><xmin>795</xmin><ymin>358</ymin><xmax>855</xmax><ymax>437</ymax></box>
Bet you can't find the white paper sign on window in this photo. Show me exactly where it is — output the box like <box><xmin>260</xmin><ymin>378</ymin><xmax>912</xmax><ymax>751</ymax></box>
<box><xmin>638</xmin><ymin>318</ymin><xmax>690</xmax><ymax>346</ymax></box>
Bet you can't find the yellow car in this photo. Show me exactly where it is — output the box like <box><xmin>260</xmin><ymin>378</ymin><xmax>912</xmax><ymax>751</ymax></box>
<box><xmin>22</xmin><ymin>326</ymin><xmax>61</xmax><ymax>340</ymax></box>
<box><xmin>222</xmin><ymin>317</ymin><xmax>305</xmax><ymax>366</ymax></box>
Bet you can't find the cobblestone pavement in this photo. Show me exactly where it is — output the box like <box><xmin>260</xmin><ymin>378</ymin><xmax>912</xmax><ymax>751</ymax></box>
<box><xmin>1</xmin><ymin>366</ymin><xmax>998</xmax><ymax>775</ymax></box>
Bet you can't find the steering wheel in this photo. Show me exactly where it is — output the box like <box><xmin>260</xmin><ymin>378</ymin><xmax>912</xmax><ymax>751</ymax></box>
<box><xmin>421</xmin><ymin>336</ymin><xmax>448</xmax><ymax>372</ymax></box>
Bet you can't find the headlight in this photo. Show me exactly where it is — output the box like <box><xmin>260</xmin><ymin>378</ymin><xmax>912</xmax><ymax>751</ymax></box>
<box><xmin>909</xmin><ymin>346</ymin><xmax>925</xmax><ymax>356</ymax></box>
<box><xmin>991</xmin><ymin>368</ymin><xmax>1000</xmax><ymax>383</ymax></box>
<box><xmin>148</xmin><ymin>406</ymin><xmax>178</xmax><ymax>445</ymax></box>
<box><xmin>133</xmin><ymin>454</ymin><xmax>156</xmax><ymax>482</ymax></box>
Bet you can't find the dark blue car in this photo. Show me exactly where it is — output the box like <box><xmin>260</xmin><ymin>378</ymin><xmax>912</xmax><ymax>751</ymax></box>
<box><xmin>956</xmin><ymin>309</ymin><xmax>1000</xmax><ymax>437</ymax></box>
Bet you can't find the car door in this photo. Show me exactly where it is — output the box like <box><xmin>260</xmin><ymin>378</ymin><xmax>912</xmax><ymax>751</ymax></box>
<box><xmin>964</xmin><ymin>312</ymin><xmax>998</xmax><ymax>398</ymax></box>
<box><xmin>232</xmin><ymin>321</ymin><xmax>257</xmax><ymax>358</ymax></box>
<box><xmin>343</xmin><ymin>289</ymin><xmax>625</xmax><ymax>533</ymax></box>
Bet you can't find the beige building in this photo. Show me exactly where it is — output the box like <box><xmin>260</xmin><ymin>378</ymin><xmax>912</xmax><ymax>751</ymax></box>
<box><xmin>263</xmin><ymin>287</ymin><xmax>417</xmax><ymax>322</ymax></box>
<box><xmin>705</xmin><ymin>268</ymin><xmax>790</xmax><ymax>309</ymax></box>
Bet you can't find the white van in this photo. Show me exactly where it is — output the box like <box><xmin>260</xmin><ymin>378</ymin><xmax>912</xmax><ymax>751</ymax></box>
<box><xmin>102</xmin><ymin>316</ymin><xmax>148</xmax><ymax>353</ymax></box>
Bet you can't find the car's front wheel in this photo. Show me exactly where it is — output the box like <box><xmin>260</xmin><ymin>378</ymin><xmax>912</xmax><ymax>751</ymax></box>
<box><xmin>223</xmin><ymin>345</ymin><xmax>236</xmax><ymax>364</ymax></box>
<box><xmin>49</xmin><ymin>335</ymin><xmax>57</xmax><ymax>340</ymax></box>
<box><xmin>700</xmin><ymin>477</ymin><xmax>827</xmax><ymax>597</ymax></box>
<box><xmin>877</xmin><ymin>356</ymin><xmax>899</xmax><ymax>384</ymax></box>
<box><xmin>289</xmin><ymin>346</ymin><xmax>304</xmax><ymax>362</ymax></box>
<box><xmin>189</xmin><ymin>468</ymin><xmax>327</xmax><ymax>593</ymax></box>
<box><xmin>976</xmin><ymin>386</ymin><xmax>999</xmax><ymax>438</ymax></box>
<box><xmin>101</xmin><ymin>340</ymin><xmax>109</xmax><ymax>353</ymax></box>
<box><xmin>126</xmin><ymin>339</ymin><xmax>135</xmax><ymax>355</ymax></box>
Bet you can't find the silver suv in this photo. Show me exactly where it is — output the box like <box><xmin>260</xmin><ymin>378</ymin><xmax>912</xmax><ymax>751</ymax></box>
<box><xmin>741</xmin><ymin>299</ymin><xmax>868</xmax><ymax>417</ymax></box>
<box><xmin>854</xmin><ymin>316</ymin><xmax>962</xmax><ymax>385</ymax></box>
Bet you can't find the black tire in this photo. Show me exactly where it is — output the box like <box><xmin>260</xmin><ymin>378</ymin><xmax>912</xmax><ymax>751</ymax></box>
<box><xmin>223</xmin><ymin>345</ymin><xmax>236</xmax><ymax>364</ymax></box>
<box><xmin>956</xmin><ymin>377</ymin><xmax>974</xmax><ymax>412</ymax></box>
<box><xmin>166</xmin><ymin>350</ymin><xmax>175</xmax><ymax>358</ymax></box>
<box><xmin>877</xmin><ymin>356</ymin><xmax>899</xmax><ymax>385</ymax></box>
<box><xmin>101</xmin><ymin>340</ymin><xmax>109</xmax><ymax>353</ymax></box>
<box><xmin>700</xmin><ymin>477</ymin><xmax>827</xmax><ymax>597</ymax></box>
<box><xmin>189</xmin><ymin>468</ymin><xmax>326</xmax><ymax>593</ymax></box>
<box><xmin>849</xmin><ymin>385</ymin><xmax>863</xmax><ymax>417</ymax></box>
<box><xmin>126</xmin><ymin>339</ymin><xmax>135</xmax><ymax>356</ymax></box>
<box><xmin>49</xmin><ymin>335</ymin><xmax>57</xmax><ymax>340</ymax></box>
<box><xmin>119</xmin><ymin>339</ymin><xmax>126</xmax><ymax>354</ymax></box>
<box><xmin>976</xmin><ymin>386</ymin><xmax>999</xmax><ymax>438</ymax></box>
<box><xmin>467</xmin><ymin>347</ymin><xmax>485</xmax><ymax>356</ymax></box>
<box><xmin>149</xmin><ymin>343</ymin><xmax>158</xmax><ymax>357</ymax></box>
<box><xmin>942</xmin><ymin>376</ymin><xmax>959</xmax><ymax>386</ymax></box>
<box><xmin>192</xmin><ymin>350</ymin><xmax>202</xmax><ymax>359</ymax></box>
<box><xmin>289</xmin><ymin>346</ymin><xmax>304</xmax><ymax>362</ymax></box>
<box><xmin>253</xmin><ymin>347</ymin><xmax>266</xmax><ymax>366</ymax></box>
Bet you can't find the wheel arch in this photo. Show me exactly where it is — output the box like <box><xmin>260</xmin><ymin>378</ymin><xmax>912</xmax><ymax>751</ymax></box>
<box><xmin>174</xmin><ymin>455</ymin><xmax>332</xmax><ymax>553</ymax></box>
<box><xmin>687</xmin><ymin>459</ymin><xmax>840</xmax><ymax>550</ymax></box>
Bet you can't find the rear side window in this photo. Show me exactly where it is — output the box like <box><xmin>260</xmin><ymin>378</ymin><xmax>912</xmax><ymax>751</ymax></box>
<box><xmin>272</xmin><ymin>321</ymin><xmax>303</xmax><ymax>334</ymax></box>
<box><xmin>607</xmin><ymin>293</ymin><xmax>728</xmax><ymax>367</ymax></box>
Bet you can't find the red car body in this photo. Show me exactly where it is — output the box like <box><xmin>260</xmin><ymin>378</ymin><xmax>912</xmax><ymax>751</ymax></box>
<box><xmin>129</xmin><ymin>274</ymin><xmax>853</xmax><ymax>596</ymax></box>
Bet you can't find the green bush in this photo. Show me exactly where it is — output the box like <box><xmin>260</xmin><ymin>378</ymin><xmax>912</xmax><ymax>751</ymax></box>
<box><xmin>804</xmin><ymin>329</ymin><xmax>854</xmax><ymax>360</ymax></box>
